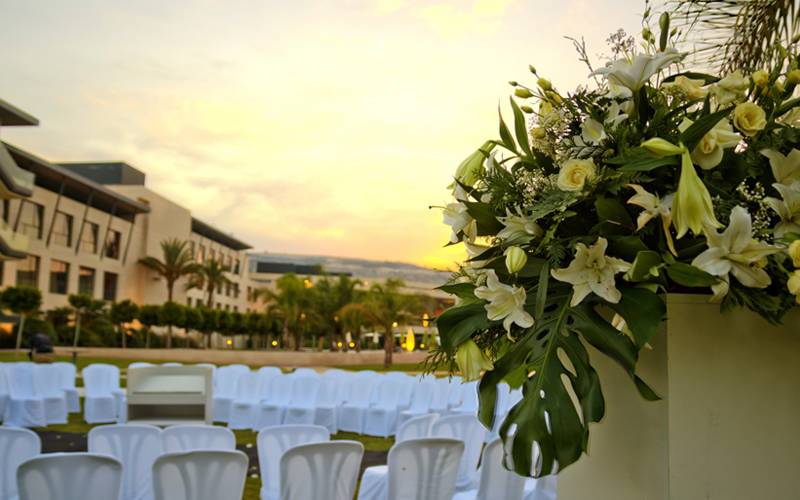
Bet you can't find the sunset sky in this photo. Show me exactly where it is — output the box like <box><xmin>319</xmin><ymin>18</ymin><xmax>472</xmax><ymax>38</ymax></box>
<box><xmin>0</xmin><ymin>0</ymin><xmax>642</xmax><ymax>270</ymax></box>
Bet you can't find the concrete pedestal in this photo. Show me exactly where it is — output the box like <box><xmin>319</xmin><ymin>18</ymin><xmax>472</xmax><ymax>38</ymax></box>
<box><xmin>558</xmin><ymin>294</ymin><xmax>800</xmax><ymax>500</ymax></box>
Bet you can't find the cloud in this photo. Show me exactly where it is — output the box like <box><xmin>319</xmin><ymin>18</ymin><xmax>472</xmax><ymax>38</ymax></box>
<box><xmin>370</xmin><ymin>0</ymin><xmax>517</xmax><ymax>37</ymax></box>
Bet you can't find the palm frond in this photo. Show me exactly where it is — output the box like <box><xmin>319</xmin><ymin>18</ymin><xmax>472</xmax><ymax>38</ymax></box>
<box><xmin>669</xmin><ymin>0</ymin><xmax>800</xmax><ymax>72</ymax></box>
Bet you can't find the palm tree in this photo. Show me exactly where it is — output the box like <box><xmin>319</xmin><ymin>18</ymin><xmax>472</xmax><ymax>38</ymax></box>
<box><xmin>256</xmin><ymin>274</ymin><xmax>318</xmax><ymax>350</ymax></box>
<box><xmin>358</xmin><ymin>279</ymin><xmax>419</xmax><ymax>368</ymax></box>
<box><xmin>671</xmin><ymin>0</ymin><xmax>800</xmax><ymax>72</ymax></box>
<box><xmin>187</xmin><ymin>260</ymin><xmax>233</xmax><ymax>308</ymax></box>
<box><xmin>138</xmin><ymin>238</ymin><xmax>198</xmax><ymax>348</ymax></box>
<box><xmin>313</xmin><ymin>274</ymin><xmax>362</xmax><ymax>351</ymax></box>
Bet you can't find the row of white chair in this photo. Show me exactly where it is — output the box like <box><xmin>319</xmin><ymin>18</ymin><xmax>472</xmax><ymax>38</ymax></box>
<box><xmin>0</xmin><ymin>362</ymin><xmax>80</xmax><ymax>427</ymax></box>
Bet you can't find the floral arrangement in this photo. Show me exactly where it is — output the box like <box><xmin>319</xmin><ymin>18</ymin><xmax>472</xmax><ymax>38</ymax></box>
<box><xmin>435</xmin><ymin>11</ymin><xmax>800</xmax><ymax>477</ymax></box>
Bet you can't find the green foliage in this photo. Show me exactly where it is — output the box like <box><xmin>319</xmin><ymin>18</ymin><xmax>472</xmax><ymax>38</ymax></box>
<box><xmin>110</xmin><ymin>300</ymin><xmax>139</xmax><ymax>325</ymax></box>
<box><xmin>2</xmin><ymin>286</ymin><xmax>42</xmax><ymax>314</ymax></box>
<box><xmin>159</xmin><ymin>301</ymin><xmax>186</xmax><ymax>327</ymax></box>
<box><xmin>139</xmin><ymin>238</ymin><xmax>199</xmax><ymax>301</ymax></box>
<box><xmin>138</xmin><ymin>305</ymin><xmax>162</xmax><ymax>327</ymax></box>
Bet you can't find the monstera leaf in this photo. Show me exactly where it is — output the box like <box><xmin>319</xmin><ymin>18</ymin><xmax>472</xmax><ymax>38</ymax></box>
<box><xmin>472</xmin><ymin>287</ymin><xmax>663</xmax><ymax>477</ymax></box>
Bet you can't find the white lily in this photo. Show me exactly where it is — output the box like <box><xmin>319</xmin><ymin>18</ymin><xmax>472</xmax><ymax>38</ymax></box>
<box><xmin>604</xmin><ymin>100</ymin><xmax>631</xmax><ymax>129</ymax></box>
<box><xmin>474</xmin><ymin>270</ymin><xmax>534</xmax><ymax>332</ymax></box>
<box><xmin>443</xmin><ymin>202</ymin><xmax>477</xmax><ymax>243</ymax></box>
<box><xmin>593</xmin><ymin>49</ymin><xmax>684</xmax><ymax>92</ymax></box>
<box><xmin>464</xmin><ymin>241</ymin><xmax>490</xmax><ymax>269</ymax></box>
<box><xmin>691</xmin><ymin>206</ymin><xmax>779</xmax><ymax>301</ymax></box>
<box><xmin>689</xmin><ymin>119</ymin><xmax>741</xmax><ymax>170</ymax></box>
<box><xmin>551</xmin><ymin>237</ymin><xmax>631</xmax><ymax>306</ymax></box>
<box><xmin>761</xmin><ymin>148</ymin><xmax>800</xmax><ymax>185</ymax></box>
<box><xmin>497</xmin><ymin>208</ymin><xmax>543</xmax><ymax>245</ymax></box>
<box><xmin>580</xmin><ymin>118</ymin><xmax>606</xmax><ymax>145</ymax></box>
<box><xmin>627</xmin><ymin>184</ymin><xmax>677</xmax><ymax>255</ymax></box>
<box><xmin>764</xmin><ymin>182</ymin><xmax>800</xmax><ymax>237</ymax></box>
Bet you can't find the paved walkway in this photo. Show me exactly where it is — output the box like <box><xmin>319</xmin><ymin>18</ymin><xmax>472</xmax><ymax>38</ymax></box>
<box><xmin>50</xmin><ymin>347</ymin><xmax>429</xmax><ymax>368</ymax></box>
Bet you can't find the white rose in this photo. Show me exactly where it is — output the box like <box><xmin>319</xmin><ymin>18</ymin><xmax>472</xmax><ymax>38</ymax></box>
<box><xmin>557</xmin><ymin>158</ymin><xmax>596</xmax><ymax>191</ymax></box>
<box><xmin>711</xmin><ymin>71</ymin><xmax>749</xmax><ymax>105</ymax></box>
<box><xmin>691</xmin><ymin>119</ymin><xmax>741</xmax><ymax>169</ymax></box>
<box><xmin>733</xmin><ymin>102</ymin><xmax>767</xmax><ymax>137</ymax></box>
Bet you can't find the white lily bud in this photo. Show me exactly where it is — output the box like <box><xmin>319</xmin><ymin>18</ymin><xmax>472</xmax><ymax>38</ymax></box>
<box><xmin>641</xmin><ymin>137</ymin><xmax>684</xmax><ymax>157</ymax></box>
<box><xmin>504</xmin><ymin>246</ymin><xmax>528</xmax><ymax>274</ymax></box>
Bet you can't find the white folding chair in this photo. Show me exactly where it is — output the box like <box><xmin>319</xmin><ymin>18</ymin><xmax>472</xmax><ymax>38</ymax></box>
<box><xmin>312</xmin><ymin>378</ymin><xmax>339</xmax><ymax>433</ymax></box>
<box><xmin>363</xmin><ymin>380</ymin><xmax>403</xmax><ymax>437</ymax></box>
<box><xmin>88</xmin><ymin>424</ymin><xmax>163</xmax><ymax>500</ymax></box>
<box><xmin>450</xmin><ymin>381</ymin><xmax>479</xmax><ymax>416</ymax></box>
<box><xmin>255</xmin><ymin>375</ymin><xmax>293</xmax><ymax>429</ymax></box>
<box><xmin>83</xmin><ymin>364</ymin><xmax>124</xmax><ymax>424</ymax></box>
<box><xmin>291</xmin><ymin>368</ymin><xmax>319</xmax><ymax>378</ymax></box>
<box><xmin>152</xmin><ymin>450</ymin><xmax>248</xmax><ymax>500</ymax></box>
<box><xmin>257</xmin><ymin>424</ymin><xmax>330</xmax><ymax>500</ymax></box>
<box><xmin>453</xmin><ymin>438</ymin><xmax>525</xmax><ymax>500</ymax></box>
<box><xmin>0</xmin><ymin>364</ymin><xmax>9</xmax><ymax>420</ymax></box>
<box><xmin>445</xmin><ymin>377</ymin><xmax>466</xmax><ymax>410</ymax></box>
<box><xmin>283</xmin><ymin>377</ymin><xmax>321</xmax><ymax>426</ymax></box>
<box><xmin>212</xmin><ymin>364</ymin><xmax>250</xmax><ymax>423</ymax></box>
<box><xmin>428</xmin><ymin>377</ymin><xmax>452</xmax><ymax>415</ymax></box>
<box><xmin>4</xmin><ymin>362</ymin><xmax>46</xmax><ymax>427</ymax></box>
<box><xmin>52</xmin><ymin>362</ymin><xmax>80</xmax><ymax>413</ymax></box>
<box><xmin>162</xmin><ymin>424</ymin><xmax>236</xmax><ymax>453</ymax></box>
<box><xmin>396</xmin><ymin>413</ymin><xmax>438</xmax><ymax>443</ymax></box>
<box><xmin>357</xmin><ymin>438</ymin><xmax>464</xmax><ymax>500</ymax></box>
<box><xmin>228</xmin><ymin>372</ymin><xmax>261</xmax><ymax>430</ymax></box>
<box><xmin>34</xmin><ymin>364</ymin><xmax>68</xmax><ymax>425</ymax></box>
<box><xmin>128</xmin><ymin>362</ymin><xmax>153</xmax><ymax>370</ymax></box>
<box><xmin>279</xmin><ymin>441</ymin><xmax>363</xmax><ymax>500</ymax></box>
<box><xmin>337</xmin><ymin>376</ymin><xmax>377</xmax><ymax>433</ymax></box>
<box><xmin>0</xmin><ymin>427</ymin><xmax>40</xmax><ymax>500</ymax></box>
<box><xmin>397</xmin><ymin>379</ymin><xmax>435</xmax><ymax>429</ymax></box>
<box><xmin>17</xmin><ymin>453</ymin><xmax>122</xmax><ymax>500</ymax></box>
<box><xmin>430</xmin><ymin>414</ymin><xmax>487</xmax><ymax>491</ymax></box>
<box><xmin>258</xmin><ymin>366</ymin><xmax>282</xmax><ymax>379</ymax></box>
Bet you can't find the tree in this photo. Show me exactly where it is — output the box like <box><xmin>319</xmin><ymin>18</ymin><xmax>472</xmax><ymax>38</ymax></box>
<box><xmin>313</xmin><ymin>274</ymin><xmax>362</xmax><ymax>351</ymax></box>
<box><xmin>138</xmin><ymin>304</ymin><xmax>161</xmax><ymax>348</ymax></box>
<box><xmin>187</xmin><ymin>260</ymin><xmax>232</xmax><ymax>309</ymax></box>
<box><xmin>217</xmin><ymin>310</ymin><xmax>233</xmax><ymax>338</ymax></box>
<box><xmin>184</xmin><ymin>307</ymin><xmax>204</xmax><ymax>347</ymax></box>
<box><xmin>110</xmin><ymin>300</ymin><xmax>139</xmax><ymax>348</ymax></box>
<box><xmin>138</xmin><ymin>238</ymin><xmax>198</xmax><ymax>348</ymax></box>
<box><xmin>363</xmin><ymin>279</ymin><xmax>420</xmax><ymax>368</ymax></box>
<box><xmin>68</xmin><ymin>293</ymin><xmax>94</xmax><ymax>348</ymax></box>
<box><xmin>197</xmin><ymin>306</ymin><xmax>219</xmax><ymax>348</ymax></box>
<box><xmin>159</xmin><ymin>302</ymin><xmax>186</xmax><ymax>343</ymax></box>
<box><xmin>258</xmin><ymin>274</ymin><xmax>320</xmax><ymax>351</ymax></box>
<box><xmin>2</xmin><ymin>286</ymin><xmax>42</xmax><ymax>351</ymax></box>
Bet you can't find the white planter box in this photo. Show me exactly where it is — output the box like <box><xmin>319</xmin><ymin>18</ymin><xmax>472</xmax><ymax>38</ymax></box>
<box><xmin>558</xmin><ymin>294</ymin><xmax>800</xmax><ymax>500</ymax></box>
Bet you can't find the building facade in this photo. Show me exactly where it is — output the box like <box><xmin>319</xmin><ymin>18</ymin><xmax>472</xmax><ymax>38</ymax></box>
<box><xmin>0</xmin><ymin>99</ymin><xmax>255</xmax><ymax>313</ymax></box>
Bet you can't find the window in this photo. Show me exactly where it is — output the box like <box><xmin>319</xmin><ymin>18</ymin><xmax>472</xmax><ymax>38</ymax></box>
<box><xmin>18</xmin><ymin>201</ymin><xmax>43</xmax><ymax>239</ymax></box>
<box><xmin>80</xmin><ymin>222</ymin><xmax>99</xmax><ymax>254</ymax></box>
<box><xmin>49</xmin><ymin>260</ymin><xmax>70</xmax><ymax>294</ymax></box>
<box><xmin>187</xmin><ymin>297</ymin><xmax>192</xmax><ymax>306</ymax></box>
<box><xmin>225</xmin><ymin>255</ymin><xmax>232</xmax><ymax>269</ymax></box>
<box><xmin>224</xmin><ymin>304</ymin><xmax>229</xmax><ymax>311</ymax></box>
<box><xmin>233</xmin><ymin>283</ymin><xmax>240</xmax><ymax>299</ymax></box>
<box><xmin>216</xmin><ymin>302</ymin><xmax>221</xmax><ymax>309</ymax></box>
<box><xmin>209</xmin><ymin>249</ymin><xmax>216</xmax><ymax>263</ymax></box>
<box><xmin>246</xmin><ymin>286</ymin><xmax>252</xmax><ymax>301</ymax></box>
<box><xmin>2</xmin><ymin>200</ymin><xmax>9</xmax><ymax>223</ymax></box>
<box><xmin>196</xmin><ymin>298</ymin><xmax>203</xmax><ymax>307</ymax></box>
<box><xmin>234</xmin><ymin>259</ymin><xmax>240</xmax><ymax>274</ymax></box>
<box><xmin>78</xmin><ymin>266</ymin><xmax>95</xmax><ymax>296</ymax></box>
<box><xmin>197</xmin><ymin>245</ymin><xmax>205</xmax><ymax>263</ymax></box>
<box><xmin>103</xmin><ymin>272</ymin><xmax>118</xmax><ymax>301</ymax></box>
<box><xmin>16</xmin><ymin>255</ymin><xmax>39</xmax><ymax>287</ymax></box>
<box><xmin>104</xmin><ymin>229</ymin><xmax>121</xmax><ymax>259</ymax></box>
<box><xmin>233</xmin><ymin>306</ymin><xmax>238</xmax><ymax>312</ymax></box>
<box><xmin>225</xmin><ymin>283</ymin><xmax>231</xmax><ymax>297</ymax></box>
<box><xmin>51</xmin><ymin>211</ymin><xmax>73</xmax><ymax>247</ymax></box>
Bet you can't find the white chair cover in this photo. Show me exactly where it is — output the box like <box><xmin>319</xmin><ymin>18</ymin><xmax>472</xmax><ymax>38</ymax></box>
<box><xmin>17</xmin><ymin>453</ymin><xmax>122</xmax><ymax>500</ymax></box>
<box><xmin>428</xmin><ymin>377</ymin><xmax>452</xmax><ymax>414</ymax></box>
<box><xmin>83</xmin><ymin>364</ymin><xmax>121</xmax><ymax>424</ymax></box>
<box><xmin>397</xmin><ymin>380</ymin><xmax>434</xmax><ymax>429</ymax></box>
<box><xmin>4</xmin><ymin>362</ymin><xmax>46</xmax><ymax>427</ymax></box>
<box><xmin>255</xmin><ymin>375</ymin><xmax>293</xmax><ymax>430</ymax></box>
<box><xmin>0</xmin><ymin>427</ymin><xmax>40</xmax><ymax>500</ymax></box>
<box><xmin>283</xmin><ymin>377</ymin><xmax>321</xmax><ymax>426</ymax></box>
<box><xmin>228</xmin><ymin>372</ymin><xmax>262</xmax><ymax>430</ymax></box>
<box><xmin>363</xmin><ymin>380</ymin><xmax>402</xmax><ymax>437</ymax></box>
<box><xmin>394</xmin><ymin>377</ymin><xmax>415</xmax><ymax>410</ymax></box>
<box><xmin>161</xmin><ymin>362</ymin><xmax>183</xmax><ymax>366</ymax></box>
<box><xmin>257</xmin><ymin>424</ymin><xmax>330</xmax><ymax>500</ymax></box>
<box><xmin>152</xmin><ymin>450</ymin><xmax>248</xmax><ymax>500</ymax></box>
<box><xmin>162</xmin><ymin>424</ymin><xmax>236</xmax><ymax>453</ymax></box>
<box><xmin>34</xmin><ymin>364</ymin><xmax>68</xmax><ymax>424</ymax></box>
<box><xmin>194</xmin><ymin>363</ymin><xmax>217</xmax><ymax>371</ymax></box>
<box><xmin>445</xmin><ymin>377</ymin><xmax>465</xmax><ymax>410</ymax></box>
<box><xmin>312</xmin><ymin>378</ymin><xmax>339</xmax><ymax>433</ymax></box>
<box><xmin>430</xmin><ymin>415</ymin><xmax>487</xmax><ymax>491</ymax></box>
<box><xmin>291</xmin><ymin>368</ymin><xmax>319</xmax><ymax>378</ymax></box>
<box><xmin>450</xmin><ymin>381</ymin><xmax>479</xmax><ymax>416</ymax></box>
<box><xmin>128</xmin><ymin>362</ymin><xmax>153</xmax><ymax>369</ymax></box>
<box><xmin>523</xmin><ymin>476</ymin><xmax>557</xmax><ymax>500</ymax></box>
<box><xmin>453</xmin><ymin>439</ymin><xmax>525</xmax><ymax>500</ymax></box>
<box><xmin>258</xmin><ymin>366</ymin><xmax>282</xmax><ymax>379</ymax></box>
<box><xmin>52</xmin><ymin>362</ymin><xmax>80</xmax><ymax>413</ymax></box>
<box><xmin>212</xmin><ymin>364</ymin><xmax>250</xmax><ymax>423</ymax></box>
<box><xmin>337</xmin><ymin>376</ymin><xmax>377</xmax><ymax>433</ymax></box>
<box><xmin>88</xmin><ymin>424</ymin><xmax>163</xmax><ymax>500</ymax></box>
<box><xmin>0</xmin><ymin>364</ymin><xmax>9</xmax><ymax>421</ymax></box>
<box><xmin>279</xmin><ymin>441</ymin><xmax>363</xmax><ymax>500</ymax></box>
<box><xmin>326</xmin><ymin>370</ymin><xmax>355</xmax><ymax>405</ymax></box>
<box><xmin>487</xmin><ymin>383</ymin><xmax>511</xmax><ymax>442</ymax></box>
<box><xmin>396</xmin><ymin>413</ymin><xmax>438</xmax><ymax>443</ymax></box>
<box><xmin>357</xmin><ymin>438</ymin><xmax>464</xmax><ymax>500</ymax></box>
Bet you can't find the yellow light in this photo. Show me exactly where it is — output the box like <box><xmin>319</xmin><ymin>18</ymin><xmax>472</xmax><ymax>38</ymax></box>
<box><xmin>336</xmin><ymin>341</ymin><xmax>343</xmax><ymax>348</ymax></box>
<box><xmin>422</xmin><ymin>312</ymin><xmax>429</xmax><ymax>328</ymax></box>
<box><xmin>271</xmin><ymin>340</ymin><xmax>278</xmax><ymax>347</ymax></box>
<box><xmin>348</xmin><ymin>342</ymin><xmax>355</xmax><ymax>348</ymax></box>
<box><xmin>303</xmin><ymin>279</ymin><xmax>313</xmax><ymax>289</ymax></box>
<box><xmin>226</xmin><ymin>339</ymin><xmax>233</xmax><ymax>346</ymax></box>
<box><xmin>392</xmin><ymin>321</ymin><xmax>398</xmax><ymax>328</ymax></box>
<box><xmin>404</xmin><ymin>328</ymin><xmax>415</xmax><ymax>352</ymax></box>
<box><xmin>420</xmin><ymin>343</ymin><xmax>425</xmax><ymax>348</ymax></box>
